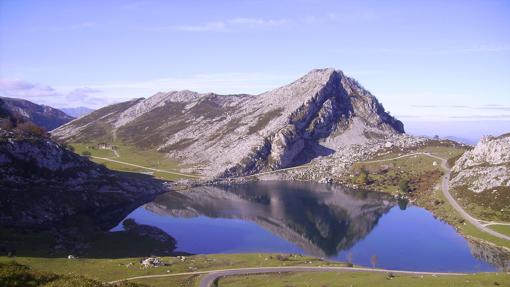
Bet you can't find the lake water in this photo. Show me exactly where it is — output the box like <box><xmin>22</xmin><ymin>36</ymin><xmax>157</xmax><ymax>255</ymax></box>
<box><xmin>113</xmin><ymin>181</ymin><xmax>503</xmax><ymax>272</ymax></box>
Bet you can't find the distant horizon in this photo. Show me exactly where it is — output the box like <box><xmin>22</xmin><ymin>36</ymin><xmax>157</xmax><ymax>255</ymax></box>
<box><xmin>1</xmin><ymin>0</ymin><xmax>508</xmax><ymax>141</ymax></box>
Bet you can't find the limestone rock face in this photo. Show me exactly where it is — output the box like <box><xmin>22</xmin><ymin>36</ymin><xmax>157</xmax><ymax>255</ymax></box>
<box><xmin>52</xmin><ymin>68</ymin><xmax>404</xmax><ymax>177</ymax></box>
<box><xmin>0</xmin><ymin>130</ymin><xmax>167</xmax><ymax>229</ymax></box>
<box><xmin>451</xmin><ymin>134</ymin><xmax>510</xmax><ymax>193</ymax></box>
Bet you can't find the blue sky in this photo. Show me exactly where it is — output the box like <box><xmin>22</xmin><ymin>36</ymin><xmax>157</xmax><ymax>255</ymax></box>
<box><xmin>0</xmin><ymin>0</ymin><xmax>509</xmax><ymax>133</ymax></box>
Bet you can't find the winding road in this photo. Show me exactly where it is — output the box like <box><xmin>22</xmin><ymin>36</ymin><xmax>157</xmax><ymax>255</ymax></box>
<box><xmin>107</xmin><ymin>152</ymin><xmax>509</xmax><ymax>286</ymax></box>
<box><xmin>90</xmin><ymin>156</ymin><xmax>202</xmax><ymax>179</ymax></box>
<box><xmin>362</xmin><ymin>152</ymin><xmax>510</xmax><ymax>241</ymax></box>
<box><xmin>109</xmin><ymin>266</ymin><xmax>466</xmax><ymax>287</ymax></box>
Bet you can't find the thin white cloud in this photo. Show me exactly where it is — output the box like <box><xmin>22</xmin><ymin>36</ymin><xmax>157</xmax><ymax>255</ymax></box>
<box><xmin>151</xmin><ymin>17</ymin><xmax>289</xmax><ymax>32</ymax></box>
<box><xmin>411</xmin><ymin>104</ymin><xmax>510</xmax><ymax>110</ymax></box>
<box><xmin>337</xmin><ymin>44</ymin><xmax>510</xmax><ymax>56</ymax></box>
<box><xmin>0</xmin><ymin>79</ymin><xmax>105</xmax><ymax>108</ymax></box>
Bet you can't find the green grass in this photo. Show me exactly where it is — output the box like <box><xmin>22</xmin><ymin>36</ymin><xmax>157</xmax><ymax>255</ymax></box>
<box><xmin>0</xmin><ymin>254</ymin><xmax>345</xmax><ymax>283</ymax></box>
<box><xmin>451</xmin><ymin>185</ymin><xmax>510</xmax><ymax>222</ymax></box>
<box><xmin>346</xmin><ymin>145</ymin><xmax>510</xmax><ymax>250</ymax></box>
<box><xmin>130</xmin><ymin>274</ymin><xmax>202</xmax><ymax>287</ymax></box>
<box><xmin>0</xmin><ymin>261</ymin><xmax>146</xmax><ymax>287</ymax></box>
<box><xmin>349</xmin><ymin>154</ymin><xmax>442</xmax><ymax>194</ymax></box>
<box><xmin>217</xmin><ymin>271</ymin><xmax>510</xmax><ymax>287</ymax></box>
<box><xmin>488</xmin><ymin>225</ymin><xmax>510</xmax><ymax>238</ymax></box>
<box><xmin>70</xmin><ymin>142</ymin><xmax>198</xmax><ymax>180</ymax></box>
<box><xmin>416</xmin><ymin>145</ymin><xmax>467</xmax><ymax>161</ymax></box>
<box><xmin>421</xmin><ymin>189</ymin><xmax>510</xmax><ymax>249</ymax></box>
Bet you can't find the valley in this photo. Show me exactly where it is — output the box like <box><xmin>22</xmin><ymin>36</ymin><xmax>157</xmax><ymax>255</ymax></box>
<box><xmin>1</xmin><ymin>69</ymin><xmax>509</xmax><ymax>287</ymax></box>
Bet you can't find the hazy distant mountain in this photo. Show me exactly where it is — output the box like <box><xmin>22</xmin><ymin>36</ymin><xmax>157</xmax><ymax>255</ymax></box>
<box><xmin>444</xmin><ymin>136</ymin><xmax>477</xmax><ymax>145</ymax></box>
<box><xmin>59</xmin><ymin>106</ymin><xmax>94</xmax><ymax>118</ymax></box>
<box><xmin>0</xmin><ymin>96</ymin><xmax>74</xmax><ymax>131</ymax></box>
<box><xmin>52</xmin><ymin>68</ymin><xmax>404</xmax><ymax>177</ymax></box>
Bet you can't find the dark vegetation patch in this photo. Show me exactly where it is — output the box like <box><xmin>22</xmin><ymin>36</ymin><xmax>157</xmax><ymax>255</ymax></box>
<box><xmin>0</xmin><ymin>261</ymin><xmax>145</xmax><ymax>287</ymax></box>
<box><xmin>247</xmin><ymin>108</ymin><xmax>284</xmax><ymax>135</ymax></box>
<box><xmin>347</xmin><ymin>163</ymin><xmax>442</xmax><ymax>195</ymax></box>
<box><xmin>0</xmin><ymin>220</ymin><xmax>177</xmax><ymax>259</ymax></box>
<box><xmin>187</xmin><ymin>97</ymin><xmax>227</xmax><ymax>119</ymax></box>
<box><xmin>160</xmin><ymin>138</ymin><xmax>198</xmax><ymax>152</ymax></box>
<box><xmin>207</xmin><ymin>118</ymin><xmax>242</xmax><ymax>145</ymax></box>
<box><xmin>117</xmin><ymin>103</ymin><xmax>187</xmax><ymax>148</ymax></box>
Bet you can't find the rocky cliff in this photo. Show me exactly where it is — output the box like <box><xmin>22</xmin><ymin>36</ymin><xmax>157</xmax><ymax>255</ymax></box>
<box><xmin>450</xmin><ymin>133</ymin><xmax>510</xmax><ymax>193</ymax></box>
<box><xmin>52</xmin><ymin>68</ymin><xmax>403</xmax><ymax>177</ymax></box>
<box><xmin>0</xmin><ymin>97</ymin><xmax>74</xmax><ymax>131</ymax></box>
<box><xmin>0</xmin><ymin>129</ymin><xmax>168</xmax><ymax>229</ymax></box>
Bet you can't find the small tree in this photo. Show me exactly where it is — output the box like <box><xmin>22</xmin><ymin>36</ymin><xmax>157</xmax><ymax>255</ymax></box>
<box><xmin>357</xmin><ymin>169</ymin><xmax>369</xmax><ymax>185</ymax></box>
<box><xmin>370</xmin><ymin>255</ymin><xmax>378</xmax><ymax>268</ymax></box>
<box><xmin>398</xmin><ymin>178</ymin><xmax>411</xmax><ymax>193</ymax></box>
<box><xmin>15</xmin><ymin>122</ymin><xmax>47</xmax><ymax>137</ymax></box>
<box><xmin>346</xmin><ymin>252</ymin><xmax>353</xmax><ymax>267</ymax></box>
<box><xmin>397</xmin><ymin>197</ymin><xmax>409</xmax><ymax>210</ymax></box>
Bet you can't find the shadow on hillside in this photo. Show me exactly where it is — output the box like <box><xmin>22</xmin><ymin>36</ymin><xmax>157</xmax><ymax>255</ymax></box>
<box><xmin>0</xmin><ymin>168</ymin><xmax>186</xmax><ymax>259</ymax></box>
<box><xmin>0</xmin><ymin>221</ymin><xmax>188</xmax><ymax>259</ymax></box>
<box><xmin>292</xmin><ymin>142</ymin><xmax>335</xmax><ymax>166</ymax></box>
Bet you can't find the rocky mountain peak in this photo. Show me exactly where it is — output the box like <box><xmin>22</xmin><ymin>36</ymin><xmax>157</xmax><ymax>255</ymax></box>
<box><xmin>52</xmin><ymin>68</ymin><xmax>404</xmax><ymax>177</ymax></box>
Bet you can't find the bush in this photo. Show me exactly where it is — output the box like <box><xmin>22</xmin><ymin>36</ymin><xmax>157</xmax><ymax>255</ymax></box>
<box><xmin>399</xmin><ymin>178</ymin><xmax>411</xmax><ymax>193</ymax></box>
<box><xmin>15</xmin><ymin>122</ymin><xmax>47</xmax><ymax>137</ymax></box>
<box><xmin>81</xmin><ymin>150</ymin><xmax>92</xmax><ymax>157</ymax></box>
<box><xmin>357</xmin><ymin>169</ymin><xmax>369</xmax><ymax>185</ymax></box>
<box><xmin>0</xmin><ymin>262</ymin><xmax>147</xmax><ymax>287</ymax></box>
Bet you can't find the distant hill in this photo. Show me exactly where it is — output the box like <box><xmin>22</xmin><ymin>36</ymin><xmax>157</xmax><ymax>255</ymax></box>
<box><xmin>52</xmin><ymin>68</ymin><xmax>404</xmax><ymax>177</ymax></box>
<box><xmin>0</xmin><ymin>96</ymin><xmax>74</xmax><ymax>131</ymax></box>
<box><xmin>60</xmin><ymin>106</ymin><xmax>94</xmax><ymax>118</ymax></box>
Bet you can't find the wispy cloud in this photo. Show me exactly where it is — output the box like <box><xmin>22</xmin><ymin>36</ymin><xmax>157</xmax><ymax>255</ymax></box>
<box><xmin>449</xmin><ymin>114</ymin><xmax>510</xmax><ymax>119</ymax></box>
<box><xmin>411</xmin><ymin>104</ymin><xmax>510</xmax><ymax>110</ymax></box>
<box><xmin>0</xmin><ymin>79</ymin><xmax>105</xmax><ymax>108</ymax></box>
<box><xmin>152</xmin><ymin>17</ymin><xmax>289</xmax><ymax>32</ymax></box>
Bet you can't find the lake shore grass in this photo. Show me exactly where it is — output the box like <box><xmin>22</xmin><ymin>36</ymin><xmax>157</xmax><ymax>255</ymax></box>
<box><xmin>217</xmin><ymin>271</ymin><xmax>510</xmax><ymax>287</ymax></box>
<box><xmin>0</xmin><ymin>253</ymin><xmax>345</xmax><ymax>283</ymax></box>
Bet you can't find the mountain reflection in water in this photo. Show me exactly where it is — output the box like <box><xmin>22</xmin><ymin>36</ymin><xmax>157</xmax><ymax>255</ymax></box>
<box><xmin>115</xmin><ymin>181</ymin><xmax>508</xmax><ymax>272</ymax></box>
<box><xmin>147</xmin><ymin>182</ymin><xmax>395</xmax><ymax>258</ymax></box>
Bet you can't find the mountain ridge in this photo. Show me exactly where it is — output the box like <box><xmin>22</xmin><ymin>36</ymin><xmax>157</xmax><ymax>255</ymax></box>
<box><xmin>0</xmin><ymin>96</ymin><xmax>74</xmax><ymax>131</ymax></box>
<box><xmin>52</xmin><ymin>68</ymin><xmax>404</xmax><ymax>177</ymax></box>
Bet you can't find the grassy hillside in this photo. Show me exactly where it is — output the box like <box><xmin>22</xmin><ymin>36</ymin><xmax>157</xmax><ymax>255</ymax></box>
<box><xmin>70</xmin><ymin>142</ymin><xmax>198</xmax><ymax>180</ymax></box>
<box><xmin>341</xmin><ymin>142</ymin><xmax>510</xmax><ymax>249</ymax></box>
<box><xmin>217</xmin><ymin>271</ymin><xmax>510</xmax><ymax>287</ymax></box>
<box><xmin>0</xmin><ymin>261</ymin><xmax>145</xmax><ymax>287</ymax></box>
<box><xmin>0</xmin><ymin>254</ymin><xmax>344</xmax><ymax>285</ymax></box>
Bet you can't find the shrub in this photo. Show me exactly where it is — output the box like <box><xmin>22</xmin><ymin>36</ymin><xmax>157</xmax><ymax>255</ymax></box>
<box><xmin>398</xmin><ymin>178</ymin><xmax>411</xmax><ymax>193</ymax></box>
<box><xmin>357</xmin><ymin>169</ymin><xmax>369</xmax><ymax>185</ymax></box>
<box><xmin>81</xmin><ymin>150</ymin><xmax>92</xmax><ymax>157</ymax></box>
<box><xmin>15</xmin><ymin>122</ymin><xmax>47</xmax><ymax>137</ymax></box>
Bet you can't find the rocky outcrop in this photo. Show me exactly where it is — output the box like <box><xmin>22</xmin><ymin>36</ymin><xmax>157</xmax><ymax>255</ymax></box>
<box><xmin>52</xmin><ymin>68</ymin><xmax>403</xmax><ymax>177</ymax></box>
<box><xmin>450</xmin><ymin>134</ymin><xmax>510</xmax><ymax>193</ymax></box>
<box><xmin>0</xmin><ymin>129</ymin><xmax>168</xmax><ymax>229</ymax></box>
<box><xmin>0</xmin><ymin>96</ymin><xmax>74</xmax><ymax>131</ymax></box>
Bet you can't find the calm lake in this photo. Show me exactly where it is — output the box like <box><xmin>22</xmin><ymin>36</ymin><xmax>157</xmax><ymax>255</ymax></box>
<box><xmin>113</xmin><ymin>181</ymin><xmax>504</xmax><ymax>272</ymax></box>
